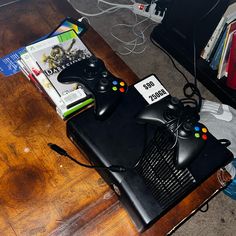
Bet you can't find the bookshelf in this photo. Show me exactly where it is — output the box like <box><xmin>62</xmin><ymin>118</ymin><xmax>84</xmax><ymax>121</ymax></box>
<box><xmin>151</xmin><ymin>0</ymin><xmax>236</xmax><ymax>109</ymax></box>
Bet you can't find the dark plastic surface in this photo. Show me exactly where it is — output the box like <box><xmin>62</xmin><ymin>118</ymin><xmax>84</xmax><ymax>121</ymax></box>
<box><xmin>150</xmin><ymin>0</ymin><xmax>236</xmax><ymax>109</ymax></box>
<box><xmin>136</xmin><ymin>96</ymin><xmax>207</xmax><ymax>169</ymax></box>
<box><xmin>58</xmin><ymin>56</ymin><xmax>128</xmax><ymax>119</ymax></box>
<box><xmin>66</xmin><ymin>76</ymin><xmax>233</xmax><ymax>231</ymax></box>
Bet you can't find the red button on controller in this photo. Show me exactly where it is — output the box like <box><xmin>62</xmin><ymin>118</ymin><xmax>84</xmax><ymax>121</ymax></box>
<box><xmin>119</xmin><ymin>87</ymin><xmax>125</xmax><ymax>93</ymax></box>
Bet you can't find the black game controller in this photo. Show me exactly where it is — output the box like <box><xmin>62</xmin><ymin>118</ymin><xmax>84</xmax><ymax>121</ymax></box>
<box><xmin>136</xmin><ymin>96</ymin><xmax>208</xmax><ymax>169</ymax></box>
<box><xmin>57</xmin><ymin>56</ymin><xmax>127</xmax><ymax>119</ymax></box>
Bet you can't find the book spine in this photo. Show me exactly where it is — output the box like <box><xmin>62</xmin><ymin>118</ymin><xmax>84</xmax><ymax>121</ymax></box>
<box><xmin>209</xmin><ymin>29</ymin><xmax>228</xmax><ymax>71</ymax></box>
<box><xmin>18</xmin><ymin>58</ymin><xmax>57</xmax><ymax>106</ymax></box>
<box><xmin>201</xmin><ymin>17</ymin><xmax>226</xmax><ymax>60</ymax></box>
<box><xmin>226</xmin><ymin>32</ymin><xmax>236</xmax><ymax>89</ymax></box>
<box><xmin>218</xmin><ymin>20</ymin><xmax>236</xmax><ymax>77</ymax></box>
<box><xmin>208</xmin><ymin>23</ymin><xmax>227</xmax><ymax>63</ymax></box>
<box><xmin>218</xmin><ymin>31</ymin><xmax>235</xmax><ymax>79</ymax></box>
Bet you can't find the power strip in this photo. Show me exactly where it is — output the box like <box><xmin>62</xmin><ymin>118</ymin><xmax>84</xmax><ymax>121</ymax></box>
<box><xmin>132</xmin><ymin>2</ymin><xmax>166</xmax><ymax>23</ymax></box>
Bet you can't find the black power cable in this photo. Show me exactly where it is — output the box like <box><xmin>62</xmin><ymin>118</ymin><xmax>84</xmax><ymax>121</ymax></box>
<box><xmin>48</xmin><ymin>143</ymin><xmax>126</xmax><ymax>172</ymax></box>
<box><xmin>150</xmin><ymin>0</ymin><xmax>223</xmax><ymax>112</ymax></box>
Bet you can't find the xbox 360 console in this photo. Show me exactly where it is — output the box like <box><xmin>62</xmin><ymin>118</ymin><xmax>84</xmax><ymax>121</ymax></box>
<box><xmin>66</xmin><ymin>75</ymin><xmax>233</xmax><ymax>232</ymax></box>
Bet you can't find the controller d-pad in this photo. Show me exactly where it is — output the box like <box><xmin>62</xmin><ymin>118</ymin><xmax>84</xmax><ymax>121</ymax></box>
<box><xmin>84</xmin><ymin>67</ymin><xmax>98</xmax><ymax>79</ymax></box>
<box><xmin>163</xmin><ymin>109</ymin><xmax>178</xmax><ymax>121</ymax></box>
<box><xmin>183</xmin><ymin>122</ymin><xmax>193</xmax><ymax>131</ymax></box>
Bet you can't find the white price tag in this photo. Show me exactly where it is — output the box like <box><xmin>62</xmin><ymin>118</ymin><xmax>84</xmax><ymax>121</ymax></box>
<box><xmin>134</xmin><ymin>75</ymin><xmax>169</xmax><ymax>104</ymax></box>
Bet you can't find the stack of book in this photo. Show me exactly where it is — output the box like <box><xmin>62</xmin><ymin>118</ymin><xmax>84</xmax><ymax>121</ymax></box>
<box><xmin>18</xmin><ymin>29</ymin><xmax>94</xmax><ymax>120</ymax></box>
<box><xmin>201</xmin><ymin>2</ymin><xmax>236</xmax><ymax>87</ymax></box>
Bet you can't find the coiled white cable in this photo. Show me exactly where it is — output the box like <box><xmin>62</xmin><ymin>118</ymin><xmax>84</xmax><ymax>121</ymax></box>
<box><xmin>68</xmin><ymin>0</ymin><xmax>158</xmax><ymax>55</ymax></box>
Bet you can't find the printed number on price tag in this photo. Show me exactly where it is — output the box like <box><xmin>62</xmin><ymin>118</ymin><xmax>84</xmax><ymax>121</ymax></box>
<box><xmin>134</xmin><ymin>75</ymin><xmax>169</xmax><ymax>104</ymax></box>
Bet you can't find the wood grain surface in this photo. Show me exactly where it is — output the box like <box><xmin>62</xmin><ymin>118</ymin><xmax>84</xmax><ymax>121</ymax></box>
<box><xmin>0</xmin><ymin>1</ymin><xmax>231</xmax><ymax>236</ymax></box>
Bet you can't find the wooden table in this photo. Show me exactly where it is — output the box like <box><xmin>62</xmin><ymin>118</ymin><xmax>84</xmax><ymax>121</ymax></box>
<box><xmin>0</xmin><ymin>1</ymin><xmax>232</xmax><ymax>235</ymax></box>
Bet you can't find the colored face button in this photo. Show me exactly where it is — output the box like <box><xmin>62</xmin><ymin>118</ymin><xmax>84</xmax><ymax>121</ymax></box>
<box><xmin>195</xmin><ymin>133</ymin><xmax>200</xmax><ymax>138</ymax></box>
<box><xmin>119</xmin><ymin>87</ymin><xmax>125</xmax><ymax>93</ymax></box>
<box><xmin>202</xmin><ymin>134</ymin><xmax>208</xmax><ymax>140</ymax></box>
<box><xmin>202</xmin><ymin>127</ymin><xmax>208</xmax><ymax>133</ymax></box>
<box><xmin>194</xmin><ymin>126</ymin><xmax>200</xmax><ymax>132</ymax></box>
<box><xmin>112</xmin><ymin>86</ymin><xmax>118</xmax><ymax>91</ymax></box>
<box><xmin>120</xmin><ymin>81</ymin><xmax>125</xmax><ymax>86</ymax></box>
<box><xmin>112</xmin><ymin>81</ymin><xmax>118</xmax><ymax>86</ymax></box>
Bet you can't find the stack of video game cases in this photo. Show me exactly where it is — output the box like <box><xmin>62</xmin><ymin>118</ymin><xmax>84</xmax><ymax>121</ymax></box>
<box><xmin>17</xmin><ymin>18</ymin><xmax>94</xmax><ymax>119</ymax></box>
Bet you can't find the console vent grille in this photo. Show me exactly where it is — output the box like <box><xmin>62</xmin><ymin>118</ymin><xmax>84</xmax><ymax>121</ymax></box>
<box><xmin>135</xmin><ymin>129</ymin><xmax>196</xmax><ymax>209</ymax></box>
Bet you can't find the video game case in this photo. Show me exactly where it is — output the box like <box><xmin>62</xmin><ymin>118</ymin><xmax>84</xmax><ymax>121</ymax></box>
<box><xmin>19</xmin><ymin>51</ymin><xmax>93</xmax><ymax>119</ymax></box>
<box><xmin>49</xmin><ymin>16</ymin><xmax>87</xmax><ymax>37</ymax></box>
<box><xmin>18</xmin><ymin>58</ymin><xmax>59</xmax><ymax>108</ymax></box>
<box><xmin>26</xmin><ymin>30</ymin><xmax>92</xmax><ymax>109</ymax></box>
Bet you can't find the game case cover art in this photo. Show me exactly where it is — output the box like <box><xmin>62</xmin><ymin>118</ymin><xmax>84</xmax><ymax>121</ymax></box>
<box><xmin>19</xmin><ymin>51</ymin><xmax>93</xmax><ymax>120</ymax></box>
<box><xmin>26</xmin><ymin>30</ymin><xmax>92</xmax><ymax>108</ymax></box>
<box><xmin>50</xmin><ymin>17</ymin><xmax>87</xmax><ymax>37</ymax></box>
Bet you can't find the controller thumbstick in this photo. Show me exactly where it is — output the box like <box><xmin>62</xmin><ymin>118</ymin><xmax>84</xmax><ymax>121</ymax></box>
<box><xmin>164</xmin><ymin>97</ymin><xmax>181</xmax><ymax>121</ymax></box>
<box><xmin>88</xmin><ymin>56</ymin><xmax>99</xmax><ymax>67</ymax></box>
<box><xmin>97</xmin><ymin>77</ymin><xmax>109</xmax><ymax>92</ymax></box>
<box><xmin>168</xmin><ymin>97</ymin><xmax>180</xmax><ymax>110</ymax></box>
<box><xmin>171</xmin><ymin>97</ymin><xmax>179</xmax><ymax>104</ymax></box>
<box><xmin>179</xmin><ymin>121</ymin><xmax>194</xmax><ymax>137</ymax></box>
<box><xmin>84</xmin><ymin>57</ymin><xmax>100</xmax><ymax>79</ymax></box>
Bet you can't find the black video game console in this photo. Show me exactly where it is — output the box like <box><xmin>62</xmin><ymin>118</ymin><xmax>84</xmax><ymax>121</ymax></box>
<box><xmin>66</xmin><ymin>74</ymin><xmax>233</xmax><ymax>232</ymax></box>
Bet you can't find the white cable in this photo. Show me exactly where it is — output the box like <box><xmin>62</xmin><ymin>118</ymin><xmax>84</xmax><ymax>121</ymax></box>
<box><xmin>67</xmin><ymin>0</ymin><xmax>133</xmax><ymax>16</ymax></box>
<box><xmin>97</xmin><ymin>0</ymin><xmax>121</xmax><ymax>14</ymax></box>
<box><xmin>78</xmin><ymin>16</ymin><xmax>91</xmax><ymax>25</ymax></box>
<box><xmin>111</xmin><ymin>15</ymin><xmax>155</xmax><ymax>55</ymax></box>
<box><xmin>113</xmin><ymin>28</ymin><xmax>152</xmax><ymax>55</ymax></box>
<box><xmin>0</xmin><ymin>0</ymin><xmax>20</xmax><ymax>8</ymax></box>
<box><xmin>98</xmin><ymin>0</ymin><xmax>136</xmax><ymax>8</ymax></box>
<box><xmin>70</xmin><ymin>5</ymin><xmax>120</xmax><ymax>16</ymax></box>
<box><xmin>67</xmin><ymin>1</ymin><xmax>125</xmax><ymax>16</ymax></box>
<box><xmin>68</xmin><ymin>0</ymin><xmax>159</xmax><ymax>55</ymax></box>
